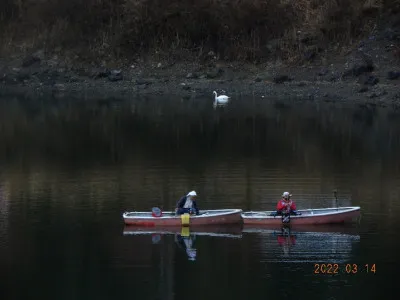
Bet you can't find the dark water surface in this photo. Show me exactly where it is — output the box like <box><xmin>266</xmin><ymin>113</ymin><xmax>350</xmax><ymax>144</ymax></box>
<box><xmin>0</xmin><ymin>94</ymin><xmax>399</xmax><ymax>300</ymax></box>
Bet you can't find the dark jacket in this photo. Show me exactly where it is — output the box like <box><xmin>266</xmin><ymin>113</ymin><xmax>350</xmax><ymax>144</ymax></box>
<box><xmin>175</xmin><ymin>234</ymin><xmax>197</xmax><ymax>250</ymax></box>
<box><xmin>176</xmin><ymin>195</ymin><xmax>199</xmax><ymax>215</ymax></box>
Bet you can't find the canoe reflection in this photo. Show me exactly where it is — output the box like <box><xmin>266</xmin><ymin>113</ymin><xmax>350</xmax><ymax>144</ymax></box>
<box><xmin>243</xmin><ymin>224</ymin><xmax>360</xmax><ymax>262</ymax></box>
<box><xmin>122</xmin><ymin>224</ymin><xmax>243</xmax><ymax>239</ymax></box>
<box><xmin>243</xmin><ymin>223</ymin><xmax>360</xmax><ymax>235</ymax></box>
<box><xmin>123</xmin><ymin>225</ymin><xmax>243</xmax><ymax>262</ymax></box>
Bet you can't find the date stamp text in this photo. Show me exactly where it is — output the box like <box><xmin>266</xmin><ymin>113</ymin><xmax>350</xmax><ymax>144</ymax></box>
<box><xmin>314</xmin><ymin>263</ymin><xmax>376</xmax><ymax>274</ymax></box>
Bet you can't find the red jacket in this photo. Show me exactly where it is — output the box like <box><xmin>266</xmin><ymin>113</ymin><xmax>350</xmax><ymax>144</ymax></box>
<box><xmin>276</xmin><ymin>199</ymin><xmax>297</xmax><ymax>212</ymax></box>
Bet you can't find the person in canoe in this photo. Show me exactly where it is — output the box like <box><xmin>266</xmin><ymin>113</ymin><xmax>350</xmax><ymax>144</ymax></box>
<box><xmin>175</xmin><ymin>190</ymin><xmax>200</xmax><ymax>215</ymax></box>
<box><xmin>271</xmin><ymin>192</ymin><xmax>301</xmax><ymax>217</ymax></box>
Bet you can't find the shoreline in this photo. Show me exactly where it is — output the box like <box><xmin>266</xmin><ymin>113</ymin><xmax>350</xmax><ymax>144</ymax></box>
<box><xmin>1</xmin><ymin>0</ymin><xmax>399</xmax><ymax>108</ymax></box>
<box><xmin>1</xmin><ymin>37</ymin><xmax>399</xmax><ymax>109</ymax></box>
<box><xmin>1</xmin><ymin>67</ymin><xmax>399</xmax><ymax>110</ymax></box>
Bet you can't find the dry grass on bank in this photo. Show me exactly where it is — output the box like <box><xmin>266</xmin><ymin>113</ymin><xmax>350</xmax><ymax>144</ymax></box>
<box><xmin>0</xmin><ymin>0</ymin><xmax>397</xmax><ymax>63</ymax></box>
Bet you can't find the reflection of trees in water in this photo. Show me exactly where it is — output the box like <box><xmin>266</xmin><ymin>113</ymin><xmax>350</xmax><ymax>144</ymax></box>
<box><xmin>1</xmin><ymin>96</ymin><xmax>399</xmax><ymax>165</ymax></box>
<box><xmin>1</xmin><ymin>95</ymin><xmax>400</xmax><ymax>213</ymax></box>
<box><xmin>0</xmin><ymin>182</ymin><xmax>10</xmax><ymax>242</ymax></box>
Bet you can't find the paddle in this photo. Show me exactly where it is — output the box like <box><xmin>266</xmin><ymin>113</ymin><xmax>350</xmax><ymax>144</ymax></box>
<box><xmin>281</xmin><ymin>208</ymin><xmax>291</xmax><ymax>224</ymax></box>
<box><xmin>333</xmin><ymin>189</ymin><xmax>339</xmax><ymax>211</ymax></box>
<box><xmin>282</xmin><ymin>212</ymin><xmax>290</xmax><ymax>224</ymax></box>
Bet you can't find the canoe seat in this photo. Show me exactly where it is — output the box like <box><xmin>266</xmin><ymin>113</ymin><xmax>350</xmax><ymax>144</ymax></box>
<box><xmin>269</xmin><ymin>211</ymin><xmax>302</xmax><ymax>217</ymax></box>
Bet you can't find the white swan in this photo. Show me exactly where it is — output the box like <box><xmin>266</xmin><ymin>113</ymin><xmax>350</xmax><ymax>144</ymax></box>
<box><xmin>213</xmin><ymin>91</ymin><xmax>230</xmax><ymax>104</ymax></box>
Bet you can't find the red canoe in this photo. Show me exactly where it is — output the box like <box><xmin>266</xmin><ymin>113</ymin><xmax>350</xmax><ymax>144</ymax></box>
<box><xmin>122</xmin><ymin>209</ymin><xmax>243</xmax><ymax>226</ymax></box>
<box><xmin>241</xmin><ymin>206</ymin><xmax>360</xmax><ymax>225</ymax></box>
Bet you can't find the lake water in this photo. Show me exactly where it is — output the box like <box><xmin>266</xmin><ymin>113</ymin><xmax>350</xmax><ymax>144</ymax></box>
<box><xmin>0</xmin><ymin>93</ymin><xmax>399</xmax><ymax>300</ymax></box>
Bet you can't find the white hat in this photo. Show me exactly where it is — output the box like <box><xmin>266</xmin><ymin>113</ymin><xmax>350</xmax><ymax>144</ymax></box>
<box><xmin>282</xmin><ymin>192</ymin><xmax>291</xmax><ymax>197</ymax></box>
<box><xmin>187</xmin><ymin>191</ymin><xmax>197</xmax><ymax>197</ymax></box>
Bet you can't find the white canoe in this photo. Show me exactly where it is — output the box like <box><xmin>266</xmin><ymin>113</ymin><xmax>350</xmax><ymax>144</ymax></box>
<box><xmin>122</xmin><ymin>209</ymin><xmax>243</xmax><ymax>226</ymax></box>
<box><xmin>241</xmin><ymin>206</ymin><xmax>361</xmax><ymax>225</ymax></box>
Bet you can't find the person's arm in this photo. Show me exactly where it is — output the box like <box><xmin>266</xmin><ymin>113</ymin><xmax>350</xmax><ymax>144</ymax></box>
<box><xmin>176</xmin><ymin>196</ymin><xmax>185</xmax><ymax>209</ymax></box>
<box><xmin>290</xmin><ymin>201</ymin><xmax>297</xmax><ymax>211</ymax></box>
<box><xmin>277</xmin><ymin>200</ymin><xmax>284</xmax><ymax>211</ymax></box>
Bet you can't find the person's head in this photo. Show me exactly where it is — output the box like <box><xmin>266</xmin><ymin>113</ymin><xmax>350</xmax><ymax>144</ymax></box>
<box><xmin>282</xmin><ymin>192</ymin><xmax>291</xmax><ymax>200</ymax></box>
<box><xmin>187</xmin><ymin>190</ymin><xmax>197</xmax><ymax>200</ymax></box>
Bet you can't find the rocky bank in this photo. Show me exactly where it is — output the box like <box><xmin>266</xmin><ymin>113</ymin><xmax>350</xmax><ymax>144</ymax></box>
<box><xmin>1</xmin><ymin>28</ymin><xmax>399</xmax><ymax>108</ymax></box>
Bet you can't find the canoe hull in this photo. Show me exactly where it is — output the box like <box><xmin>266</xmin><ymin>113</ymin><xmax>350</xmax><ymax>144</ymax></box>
<box><xmin>242</xmin><ymin>207</ymin><xmax>360</xmax><ymax>225</ymax></box>
<box><xmin>123</xmin><ymin>209</ymin><xmax>243</xmax><ymax>226</ymax></box>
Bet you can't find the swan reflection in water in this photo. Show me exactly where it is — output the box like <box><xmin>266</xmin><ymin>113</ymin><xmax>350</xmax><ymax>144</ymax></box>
<box><xmin>213</xmin><ymin>101</ymin><xmax>229</xmax><ymax>109</ymax></box>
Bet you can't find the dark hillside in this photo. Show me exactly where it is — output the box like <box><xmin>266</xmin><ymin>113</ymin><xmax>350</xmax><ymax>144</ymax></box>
<box><xmin>1</xmin><ymin>0</ymin><xmax>399</xmax><ymax>104</ymax></box>
<box><xmin>1</xmin><ymin>0</ymin><xmax>399</xmax><ymax>63</ymax></box>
